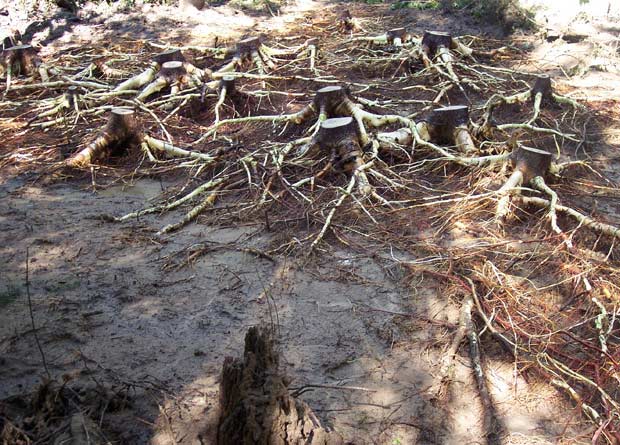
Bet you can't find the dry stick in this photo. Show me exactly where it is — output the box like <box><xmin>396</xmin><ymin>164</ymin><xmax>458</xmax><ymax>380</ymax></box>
<box><xmin>25</xmin><ymin>247</ymin><xmax>51</xmax><ymax>379</ymax></box>
<box><xmin>430</xmin><ymin>293</ymin><xmax>473</xmax><ymax>399</ymax></box>
<box><xmin>465</xmin><ymin>306</ymin><xmax>504</xmax><ymax>445</ymax></box>
<box><xmin>157</xmin><ymin>177</ymin><xmax>246</xmax><ymax>235</ymax></box>
<box><xmin>550</xmin><ymin>379</ymin><xmax>603</xmax><ymax>426</ymax></box>
<box><xmin>214</xmin><ymin>76</ymin><xmax>234</xmax><ymax>125</ymax></box>
<box><xmin>115</xmin><ymin>175</ymin><xmax>230</xmax><ymax>221</ymax></box>
<box><xmin>143</xmin><ymin>136</ymin><xmax>214</xmax><ymax>162</ymax></box>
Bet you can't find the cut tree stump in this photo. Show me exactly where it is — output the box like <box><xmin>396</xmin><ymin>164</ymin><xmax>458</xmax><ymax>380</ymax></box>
<box><xmin>217</xmin><ymin>326</ymin><xmax>343</xmax><ymax>445</ymax></box>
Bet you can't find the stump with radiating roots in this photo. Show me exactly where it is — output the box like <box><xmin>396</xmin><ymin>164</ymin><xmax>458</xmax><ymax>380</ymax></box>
<box><xmin>386</xmin><ymin>28</ymin><xmax>411</xmax><ymax>46</ymax></box>
<box><xmin>417</xmin><ymin>105</ymin><xmax>477</xmax><ymax>154</ymax></box>
<box><xmin>116</xmin><ymin>48</ymin><xmax>206</xmax><ymax>96</ymax></box>
<box><xmin>217</xmin><ymin>326</ymin><xmax>343</xmax><ymax>445</ymax></box>
<box><xmin>421</xmin><ymin>31</ymin><xmax>454</xmax><ymax>59</ymax></box>
<box><xmin>419</xmin><ymin>31</ymin><xmax>472</xmax><ymax>81</ymax></box>
<box><xmin>66</xmin><ymin>108</ymin><xmax>142</xmax><ymax>167</ymax></box>
<box><xmin>216</xmin><ymin>36</ymin><xmax>276</xmax><ymax>75</ymax></box>
<box><xmin>136</xmin><ymin>60</ymin><xmax>190</xmax><ymax>102</ymax></box>
<box><xmin>478</xmin><ymin>74</ymin><xmax>583</xmax><ymax>137</ymax></box>
<box><xmin>496</xmin><ymin>146</ymin><xmax>554</xmax><ymax>224</ymax></box>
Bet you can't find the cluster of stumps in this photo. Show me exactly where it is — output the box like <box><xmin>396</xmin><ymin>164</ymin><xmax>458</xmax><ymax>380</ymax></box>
<box><xmin>2</xmin><ymin>11</ymin><xmax>617</xmax><ymax>245</ymax></box>
<box><xmin>3</xmin><ymin>9</ymin><xmax>620</xmax><ymax>443</ymax></box>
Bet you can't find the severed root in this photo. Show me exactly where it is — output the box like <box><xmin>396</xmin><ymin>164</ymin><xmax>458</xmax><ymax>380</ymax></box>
<box><xmin>66</xmin><ymin>108</ymin><xmax>142</xmax><ymax>167</ymax></box>
<box><xmin>495</xmin><ymin>145</ymin><xmax>553</xmax><ymax>225</ymax></box>
<box><xmin>142</xmin><ymin>135</ymin><xmax>215</xmax><ymax>162</ymax></box>
<box><xmin>479</xmin><ymin>74</ymin><xmax>584</xmax><ymax>137</ymax></box>
<box><xmin>197</xmin><ymin>85</ymin><xmax>409</xmax><ymax>144</ymax></box>
<box><xmin>214</xmin><ymin>75</ymin><xmax>235</xmax><ymax>124</ymax></box>
<box><xmin>419</xmin><ymin>105</ymin><xmax>477</xmax><ymax>154</ymax></box>
<box><xmin>338</xmin><ymin>9</ymin><xmax>364</xmax><ymax>33</ymax></box>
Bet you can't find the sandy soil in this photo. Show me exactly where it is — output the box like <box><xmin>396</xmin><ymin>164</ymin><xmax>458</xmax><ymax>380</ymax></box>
<box><xmin>1</xmin><ymin>0</ymin><xmax>619</xmax><ymax>444</ymax></box>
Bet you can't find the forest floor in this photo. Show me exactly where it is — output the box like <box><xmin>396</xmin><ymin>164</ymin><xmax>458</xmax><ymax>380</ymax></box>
<box><xmin>1</xmin><ymin>0</ymin><xmax>620</xmax><ymax>444</ymax></box>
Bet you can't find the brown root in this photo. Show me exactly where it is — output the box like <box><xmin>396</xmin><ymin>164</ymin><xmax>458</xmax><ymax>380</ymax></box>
<box><xmin>217</xmin><ymin>326</ymin><xmax>343</xmax><ymax>445</ymax></box>
<box><xmin>66</xmin><ymin>108</ymin><xmax>142</xmax><ymax>167</ymax></box>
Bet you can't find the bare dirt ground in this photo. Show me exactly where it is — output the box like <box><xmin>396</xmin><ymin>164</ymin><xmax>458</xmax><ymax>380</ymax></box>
<box><xmin>1</xmin><ymin>0</ymin><xmax>620</xmax><ymax>444</ymax></box>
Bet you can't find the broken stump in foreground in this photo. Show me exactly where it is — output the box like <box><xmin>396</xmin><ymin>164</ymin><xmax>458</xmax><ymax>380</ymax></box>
<box><xmin>217</xmin><ymin>326</ymin><xmax>343</xmax><ymax>445</ymax></box>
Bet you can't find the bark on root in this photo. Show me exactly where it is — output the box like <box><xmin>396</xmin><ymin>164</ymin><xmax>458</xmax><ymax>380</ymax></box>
<box><xmin>217</xmin><ymin>326</ymin><xmax>343</xmax><ymax>445</ymax></box>
<box><xmin>66</xmin><ymin>108</ymin><xmax>142</xmax><ymax>167</ymax></box>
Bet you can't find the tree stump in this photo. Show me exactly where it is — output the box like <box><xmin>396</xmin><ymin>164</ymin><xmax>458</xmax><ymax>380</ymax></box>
<box><xmin>217</xmin><ymin>327</ymin><xmax>343</xmax><ymax>445</ymax></box>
